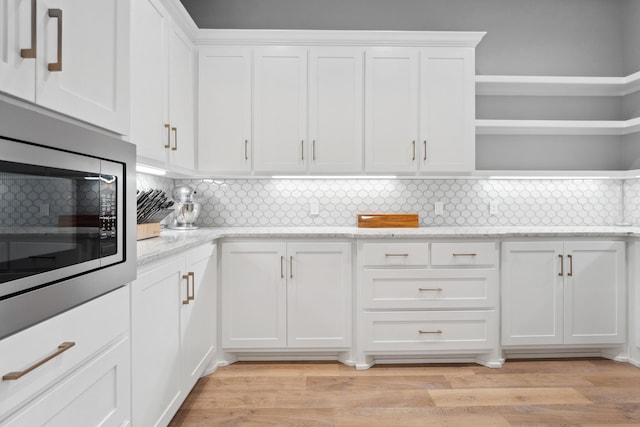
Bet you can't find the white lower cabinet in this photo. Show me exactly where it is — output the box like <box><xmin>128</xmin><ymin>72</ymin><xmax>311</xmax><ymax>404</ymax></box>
<box><xmin>221</xmin><ymin>241</ymin><xmax>352</xmax><ymax>350</ymax></box>
<box><xmin>501</xmin><ymin>240</ymin><xmax>626</xmax><ymax>347</ymax></box>
<box><xmin>131</xmin><ymin>243</ymin><xmax>216</xmax><ymax>427</ymax></box>
<box><xmin>0</xmin><ymin>286</ymin><xmax>131</xmax><ymax>426</ymax></box>
<box><xmin>357</xmin><ymin>240</ymin><xmax>501</xmax><ymax>369</ymax></box>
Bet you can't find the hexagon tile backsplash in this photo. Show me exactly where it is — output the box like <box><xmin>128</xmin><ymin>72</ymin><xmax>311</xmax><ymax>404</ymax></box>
<box><xmin>162</xmin><ymin>177</ymin><xmax>626</xmax><ymax>228</ymax></box>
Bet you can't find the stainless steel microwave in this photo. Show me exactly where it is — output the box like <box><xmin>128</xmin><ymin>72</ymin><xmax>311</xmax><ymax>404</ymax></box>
<box><xmin>0</xmin><ymin>126</ymin><xmax>136</xmax><ymax>339</ymax></box>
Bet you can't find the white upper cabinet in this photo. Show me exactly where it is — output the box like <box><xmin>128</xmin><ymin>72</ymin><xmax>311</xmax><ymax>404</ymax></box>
<box><xmin>365</xmin><ymin>47</ymin><xmax>419</xmax><ymax>173</ymax></box>
<box><xmin>198</xmin><ymin>45</ymin><xmax>364</xmax><ymax>174</ymax></box>
<box><xmin>167</xmin><ymin>24</ymin><xmax>195</xmax><ymax>170</ymax></box>
<box><xmin>308</xmin><ymin>47</ymin><xmax>364</xmax><ymax>172</ymax></box>
<box><xmin>131</xmin><ymin>0</ymin><xmax>195</xmax><ymax>172</ymax></box>
<box><xmin>198</xmin><ymin>47</ymin><xmax>252</xmax><ymax>173</ymax></box>
<box><xmin>0</xmin><ymin>0</ymin><xmax>35</xmax><ymax>101</ymax></box>
<box><xmin>365</xmin><ymin>47</ymin><xmax>476</xmax><ymax>173</ymax></box>
<box><xmin>130</xmin><ymin>0</ymin><xmax>169</xmax><ymax>164</ymax></box>
<box><xmin>253</xmin><ymin>46</ymin><xmax>308</xmax><ymax>172</ymax></box>
<box><xmin>0</xmin><ymin>0</ymin><xmax>129</xmax><ymax>134</ymax></box>
<box><xmin>420</xmin><ymin>48</ymin><xmax>475</xmax><ymax>171</ymax></box>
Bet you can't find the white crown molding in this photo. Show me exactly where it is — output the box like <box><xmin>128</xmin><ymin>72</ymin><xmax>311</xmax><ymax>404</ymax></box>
<box><xmin>159</xmin><ymin>0</ymin><xmax>199</xmax><ymax>40</ymax></box>
<box><xmin>194</xmin><ymin>29</ymin><xmax>486</xmax><ymax>47</ymax></box>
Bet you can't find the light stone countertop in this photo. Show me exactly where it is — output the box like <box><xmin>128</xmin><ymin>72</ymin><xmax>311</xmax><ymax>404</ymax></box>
<box><xmin>136</xmin><ymin>225</ymin><xmax>640</xmax><ymax>266</ymax></box>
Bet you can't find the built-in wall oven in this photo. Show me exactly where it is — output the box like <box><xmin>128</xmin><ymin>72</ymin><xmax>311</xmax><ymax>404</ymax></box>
<box><xmin>0</xmin><ymin>101</ymin><xmax>136</xmax><ymax>340</ymax></box>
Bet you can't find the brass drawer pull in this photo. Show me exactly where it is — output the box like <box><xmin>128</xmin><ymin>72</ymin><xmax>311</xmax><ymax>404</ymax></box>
<box><xmin>452</xmin><ymin>253</ymin><xmax>477</xmax><ymax>257</ymax></box>
<box><xmin>182</xmin><ymin>274</ymin><xmax>190</xmax><ymax>304</ymax></box>
<box><xmin>418</xmin><ymin>287</ymin><xmax>443</xmax><ymax>292</ymax></box>
<box><xmin>290</xmin><ymin>256</ymin><xmax>293</xmax><ymax>279</ymax></box>
<box><xmin>47</xmin><ymin>9</ymin><xmax>63</xmax><ymax>72</ymax></box>
<box><xmin>3</xmin><ymin>342</ymin><xmax>76</xmax><ymax>381</ymax></box>
<box><xmin>280</xmin><ymin>256</ymin><xmax>284</xmax><ymax>278</ymax></box>
<box><xmin>171</xmin><ymin>127</ymin><xmax>178</xmax><ymax>151</ymax></box>
<box><xmin>164</xmin><ymin>124</ymin><xmax>171</xmax><ymax>148</ymax></box>
<box><xmin>188</xmin><ymin>271</ymin><xmax>195</xmax><ymax>301</ymax></box>
<box><xmin>418</xmin><ymin>330</ymin><xmax>442</xmax><ymax>334</ymax></box>
<box><xmin>385</xmin><ymin>253</ymin><xmax>409</xmax><ymax>257</ymax></box>
<box><xmin>21</xmin><ymin>0</ymin><xmax>37</xmax><ymax>58</ymax></box>
<box><xmin>558</xmin><ymin>254</ymin><xmax>564</xmax><ymax>277</ymax></box>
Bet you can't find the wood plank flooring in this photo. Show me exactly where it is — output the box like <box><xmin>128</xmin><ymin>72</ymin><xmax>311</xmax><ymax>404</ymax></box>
<box><xmin>169</xmin><ymin>359</ymin><xmax>640</xmax><ymax>426</ymax></box>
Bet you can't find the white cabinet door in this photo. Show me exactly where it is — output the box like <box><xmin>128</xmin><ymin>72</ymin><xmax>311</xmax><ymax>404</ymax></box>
<box><xmin>364</xmin><ymin>47</ymin><xmax>419</xmax><ymax>173</ymax></box>
<box><xmin>253</xmin><ymin>47</ymin><xmax>307</xmax><ymax>172</ymax></box>
<box><xmin>287</xmin><ymin>242</ymin><xmax>352</xmax><ymax>348</ymax></box>
<box><xmin>0</xmin><ymin>0</ymin><xmax>35</xmax><ymax>101</ymax></box>
<box><xmin>198</xmin><ymin>46</ymin><xmax>252</xmax><ymax>173</ymax></box>
<box><xmin>181</xmin><ymin>244</ymin><xmax>217</xmax><ymax>391</ymax></box>
<box><xmin>419</xmin><ymin>47</ymin><xmax>474</xmax><ymax>172</ymax></box>
<box><xmin>564</xmin><ymin>241</ymin><xmax>626</xmax><ymax>345</ymax></box>
<box><xmin>501</xmin><ymin>242</ymin><xmax>564</xmax><ymax>346</ymax></box>
<box><xmin>131</xmin><ymin>257</ymin><xmax>184</xmax><ymax>427</ymax></box>
<box><xmin>309</xmin><ymin>47</ymin><xmax>363</xmax><ymax>172</ymax></box>
<box><xmin>130</xmin><ymin>0</ymin><xmax>169</xmax><ymax>163</ymax></box>
<box><xmin>221</xmin><ymin>242</ymin><xmax>287</xmax><ymax>348</ymax></box>
<box><xmin>35</xmin><ymin>0</ymin><xmax>129</xmax><ymax>134</ymax></box>
<box><xmin>167</xmin><ymin>23</ymin><xmax>195</xmax><ymax>171</ymax></box>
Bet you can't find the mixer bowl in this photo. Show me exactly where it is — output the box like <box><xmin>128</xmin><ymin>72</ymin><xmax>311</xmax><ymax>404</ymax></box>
<box><xmin>169</xmin><ymin>202</ymin><xmax>201</xmax><ymax>229</ymax></box>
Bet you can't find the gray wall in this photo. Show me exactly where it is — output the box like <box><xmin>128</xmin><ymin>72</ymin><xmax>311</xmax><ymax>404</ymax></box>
<box><xmin>476</xmin><ymin>135</ymin><xmax>624</xmax><ymax>171</ymax></box>
<box><xmin>180</xmin><ymin>0</ymin><xmax>626</xmax><ymax>76</ymax></box>
<box><xmin>622</xmin><ymin>0</ymin><xmax>640</xmax><ymax>75</ymax></box>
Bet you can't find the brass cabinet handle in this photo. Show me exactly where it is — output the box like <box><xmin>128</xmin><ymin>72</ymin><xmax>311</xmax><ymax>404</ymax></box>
<box><xmin>301</xmin><ymin>140</ymin><xmax>304</xmax><ymax>161</ymax></box>
<box><xmin>244</xmin><ymin>140</ymin><xmax>248</xmax><ymax>160</ymax></box>
<box><xmin>47</xmin><ymin>9</ymin><xmax>63</xmax><ymax>72</ymax></box>
<box><xmin>313</xmin><ymin>140</ymin><xmax>316</xmax><ymax>161</ymax></box>
<box><xmin>412</xmin><ymin>140</ymin><xmax>416</xmax><ymax>161</ymax></box>
<box><xmin>423</xmin><ymin>140</ymin><xmax>427</xmax><ymax>161</ymax></box>
<box><xmin>171</xmin><ymin>127</ymin><xmax>178</xmax><ymax>151</ymax></box>
<box><xmin>418</xmin><ymin>330</ymin><xmax>442</xmax><ymax>334</ymax></box>
<box><xmin>567</xmin><ymin>255</ymin><xmax>573</xmax><ymax>277</ymax></box>
<box><xmin>280</xmin><ymin>256</ymin><xmax>284</xmax><ymax>278</ymax></box>
<box><xmin>20</xmin><ymin>0</ymin><xmax>37</xmax><ymax>58</ymax></box>
<box><xmin>452</xmin><ymin>253</ymin><xmax>477</xmax><ymax>257</ymax></box>
<box><xmin>182</xmin><ymin>274</ymin><xmax>190</xmax><ymax>304</ymax></box>
<box><xmin>188</xmin><ymin>271</ymin><xmax>195</xmax><ymax>301</ymax></box>
<box><xmin>558</xmin><ymin>254</ymin><xmax>564</xmax><ymax>277</ymax></box>
<box><xmin>3</xmin><ymin>342</ymin><xmax>75</xmax><ymax>381</ymax></box>
<box><xmin>418</xmin><ymin>287</ymin><xmax>443</xmax><ymax>292</ymax></box>
<box><xmin>385</xmin><ymin>253</ymin><xmax>409</xmax><ymax>257</ymax></box>
<box><xmin>289</xmin><ymin>256</ymin><xmax>293</xmax><ymax>279</ymax></box>
<box><xmin>164</xmin><ymin>124</ymin><xmax>171</xmax><ymax>148</ymax></box>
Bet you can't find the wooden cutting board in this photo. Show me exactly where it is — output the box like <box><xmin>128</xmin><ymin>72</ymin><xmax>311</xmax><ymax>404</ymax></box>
<box><xmin>357</xmin><ymin>213</ymin><xmax>419</xmax><ymax>228</ymax></box>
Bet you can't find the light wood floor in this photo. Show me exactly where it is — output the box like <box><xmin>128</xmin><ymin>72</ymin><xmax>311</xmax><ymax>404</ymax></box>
<box><xmin>169</xmin><ymin>359</ymin><xmax>640</xmax><ymax>426</ymax></box>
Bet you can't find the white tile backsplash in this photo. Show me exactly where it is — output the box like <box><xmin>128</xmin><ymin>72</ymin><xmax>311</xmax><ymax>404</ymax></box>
<box><xmin>169</xmin><ymin>177</ymin><xmax>625</xmax><ymax>228</ymax></box>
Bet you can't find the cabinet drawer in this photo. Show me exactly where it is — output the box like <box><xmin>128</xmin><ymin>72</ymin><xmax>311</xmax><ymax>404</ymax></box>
<box><xmin>3</xmin><ymin>337</ymin><xmax>130</xmax><ymax>427</ymax></box>
<box><xmin>0</xmin><ymin>286</ymin><xmax>129</xmax><ymax>422</ymax></box>
<box><xmin>363</xmin><ymin>311</ymin><xmax>497</xmax><ymax>352</ymax></box>
<box><xmin>363</xmin><ymin>269</ymin><xmax>498</xmax><ymax>309</ymax></box>
<box><xmin>362</xmin><ymin>242</ymin><xmax>429</xmax><ymax>267</ymax></box>
<box><xmin>431</xmin><ymin>242</ymin><xmax>498</xmax><ymax>266</ymax></box>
